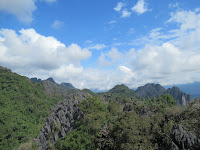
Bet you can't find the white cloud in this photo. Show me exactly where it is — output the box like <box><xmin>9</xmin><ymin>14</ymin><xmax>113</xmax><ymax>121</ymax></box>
<box><xmin>51</xmin><ymin>20</ymin><xmax>64</xmax><ymax>29</ymax></box>
<box><xmin>108</xmin><ymin>20</ymin><xmax>117</xmax><ymax>24</ymax></box>
<box><xmin>169</xmin><ymin>2</ymin><xmax>179</xmax><ymax>9</ymax></box>
<box><xmin>132</xmin><ymin>0</ymin><xmax>148</xmax><ymax>15</ymax></box>
<box><xmin>88</xmin><ymin>44</ymin><xmax>106</xmax><ymax>50</ymax></box>
<box><xmin>121</xmin><ymin>10</ymin><xmax>131</xmax><ymax>18</ymax></box>
<box><xmin>167</xmin><ymin>10</ymin><xmax>200</xmax><ymax>31</ymax></box>
<box><xmin>1</xmin><ymin>10</ymin><xmax>200</xmax><ymax>90</ymax></box>
<box><xmin>0</xmin><ymin>0</ymin><xmax>36</xmax><ymax>24</ymax></box>
<box><xmin>0</xmin><ymin>28</ymin><xmax>91</xmax><ymax>74</ymax></box>
<box><xmin>97</xmin><ymin>48</ymin><xmax>123</xmax><ymax>67</ymax></box>
<box><xmin>107</xmin><ymin>48</ymin><xmax>123</xmax><ymax>61</ymax></box>
<box><xmin>98</xmin><ymin>53</ymin><xmax>111</xmax><ymax>66</ymax></box>
<box><xmin>114</xmin><ymin>2</ymin><xmax>124</xmax><ymax>12</ymax></box>
<box><xmin>195</xmin><ymin>8</ymin><xmax>200</xmax><ymax>13</ymax></box>
<box><xmin>125</xmin><ymin>10</ymin><xmax>200</xmax><ymax>87</ymax></box>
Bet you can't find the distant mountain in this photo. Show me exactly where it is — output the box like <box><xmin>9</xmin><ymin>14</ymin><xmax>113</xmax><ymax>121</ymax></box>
<box><xmin>98</xmin><ymin>84</ymin><xmax>138</xmax><ymax>103</ymax></box>
<box><xmin>107</xmin><ymin>84</ymin><xmax>136</xmax><ymax>97</ymax></box>
<box><xmin>30</xmin><ymin>77</ymin><xmax>41</xmax><ymax>83</ymax></box>
<box><xmin>42</xmin><ymin>79</ymin><xmax>78</xmax><ymax>97</ymax></box>
<box><xmin>164</xmin><ymin>82</ymin><xmax>200</xmax><ymax>98</ymax></box>
<box><xmin>166</xmin><ymin>86</ymin><xmax>192</xmax><ymax>105</ymax></box>
<box><xmin>46</xmin><ymin>77</ymin><xmax>56</xmax><ymax>84</ymax></box>
<box><xmin>61</xmin><ymin>82</ymin><xmax>76</xmax><ymax>89</ymax></box>
<box><xmin>135</xmin><ymin>83</ymin><xmax>166</xmax><ymax>99</ymax></box>
<box><xmin>31</xmin><ymin>77</ymin><xmax>77</xmax><ymax>95</ymax></box>
<box><xmin>135</xmin><ymin>83</ymin><xmax>192</xmax><ymax>105</ymax></box>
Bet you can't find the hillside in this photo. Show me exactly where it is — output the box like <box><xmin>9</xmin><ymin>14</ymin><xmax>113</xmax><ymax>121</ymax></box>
<box><xmin>0</xmin><ymin>66</ymin><xmax>199</xmax><ymax>150</ymax></box>
<box><xmin>0</xmin><ymin>66</ymin><xmax>63</xmax><ymax>150</ymax></box>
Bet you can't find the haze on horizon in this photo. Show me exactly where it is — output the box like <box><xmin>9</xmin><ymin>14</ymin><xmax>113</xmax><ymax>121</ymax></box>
<box><xmin>0</xmin><ymin>0</ymin><xmax>200</xmax><ymax>90</ymax></box>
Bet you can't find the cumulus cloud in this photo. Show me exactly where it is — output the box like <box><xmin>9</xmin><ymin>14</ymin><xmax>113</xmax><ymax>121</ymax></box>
<box><xmin>167</xmin><ymin>10</ymin><xmax>200</xmax><ymax>31</ymax></box>
<box><xmin>0</xmin><ymin>0</ymin><xmax>36</xmax><ymax>24</ymax></box>
<box><xmin>121</xmin><ymin>10</ymin><xmax>131</xmax><ymax>18</ymax></box>
<box><xmin>0</xmin><ymin>28</ymin><xmax>91</xmax><ymax>75</ymax></box>
<box><xmin>1</xmin><ymin>10</ymin><xmax>200</xmax><ymax>90</ymax></box>
<box><xmin>51</xmin><ymin>20</ymin><xmax>64</xmax><ymax>29</ymax></box>
<box><xmin>114</xmin><ymin>2</ymin><xmax>124</xmax><ymax>12</ymax></box>
<box><xmin>126</xmin><ymin>10</ymin><xmax>200</xmax><ymax>86</ymax></box>
<box><xmin>0</xmin><ymin>0</ymin><xmax>57</xmax><ymax>24</ymax></box>
<box><xmin>107</xmin><ymin>48</ymin><xmax>123</xmax><ymax>61</ymax></box>
<box><xmin>98</xmin><ymin>53</ymin><xmax>111</xmax><ymax>66</ymax></box>
<box><xmin>132</xmin><ymin>0</ymin><xmax>148</xmax><ymax>15</ymax></box>
<box><xmin>49</xmin><ymin>10</ymin><xmax>200</xmax><ymax>89</ymax></box>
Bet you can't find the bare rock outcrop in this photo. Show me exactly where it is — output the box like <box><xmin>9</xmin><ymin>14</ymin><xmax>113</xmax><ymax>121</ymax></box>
<box><xmin>170</xmin><ymin>125</ymin><xmax>200</xmax><ymax>150</ymax></box>
<box><xmin>35</xmin><ymin>92</ymin><xmax>87</xmax><ymax>150</ymax></box>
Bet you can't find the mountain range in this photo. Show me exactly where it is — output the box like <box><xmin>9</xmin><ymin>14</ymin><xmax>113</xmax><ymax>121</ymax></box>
<box><xmin>31</xmin><ymin>77</ymin><xmax>193</xmax><ymax>106</ymax></box>
<box><xmin>0</xmin><ymin>65</ymin><xmax>200</xmax><ymax>150</ymax></box>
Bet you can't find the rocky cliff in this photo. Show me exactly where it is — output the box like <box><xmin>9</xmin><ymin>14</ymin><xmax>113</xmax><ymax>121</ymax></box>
<box><xmin>34</xmin><ymin>92</ymin><xmax>87</xmax><ymax>150</ymax></box>
<box><xmin>167</xmin><ymin>87</ymin><xmax>192</xmax><ymax>105</ymax></box>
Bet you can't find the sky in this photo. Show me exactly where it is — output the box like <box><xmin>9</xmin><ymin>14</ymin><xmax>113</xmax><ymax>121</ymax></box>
<box><xmin>0</xmin><ymin>0</ymin><xmax>200</xmax><ymax>90</ymax></box>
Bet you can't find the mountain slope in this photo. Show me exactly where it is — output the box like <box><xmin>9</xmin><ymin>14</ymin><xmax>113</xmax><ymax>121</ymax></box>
<box><xmin>0</xmin><ymin>66</ymin><xmax>62</xmax><ymax>150</ymax></box>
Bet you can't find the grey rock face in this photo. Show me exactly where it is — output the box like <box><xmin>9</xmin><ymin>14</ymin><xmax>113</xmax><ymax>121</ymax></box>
<box><xmin>167</xmin><ymin>87</ymin><xmax>192</xmax><ymax>106</ymax></box>
<box><xmin>170</xmin><ymin>125</ymin><xmax>200</xmax><ymax>150</ymax></box>
<box><xmin>35</xmin><ymin>92</ymin><xmax>87</xmax><ymax>150</ymax></box>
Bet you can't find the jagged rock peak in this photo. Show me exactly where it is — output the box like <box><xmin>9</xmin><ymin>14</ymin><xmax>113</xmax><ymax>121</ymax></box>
<box><xmin>46</xmin><ymin>77</ymin><xmax>56</xmax><ymax>84</ymax></box>
<box><xmin>61</xmin><ymin>82</ymin><xmax>76</xmax><ymax>89</ymax></box>
<box><xmin>34</xmin><ymin>91</ymin><xmax>87</xmax><ymax>150</ymax></box>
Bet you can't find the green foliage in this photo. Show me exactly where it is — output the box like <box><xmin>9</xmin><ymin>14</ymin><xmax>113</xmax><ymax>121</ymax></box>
<box><xmin>0</xmin><ymin>67</ymin><xmax>61</xmax><ymax>150</ymax></box>
<box><xmin>78</xmin><ymin>97</ymin><xmax>108</xmax><ymax>136</ymax></box>
<box><xmin>54</xmin><ymin>130</ymin><xmax>95</xmax><ymax>150</ymax></box>
<box><xmin>146</xmin><ymin>94</ymin><xmax>176</xmax><ymax>111</ymax></box>
<box><xmin>112</xmin><ymin>112</ymin><xmax>153</xmax><ymax>150</ymax></box>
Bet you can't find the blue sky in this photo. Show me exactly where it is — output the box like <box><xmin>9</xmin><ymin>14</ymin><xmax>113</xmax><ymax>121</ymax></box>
<box><xmin>0</xmin><ymin>0</ymin><xmax>200</xmax><ymax>90</ymax></box>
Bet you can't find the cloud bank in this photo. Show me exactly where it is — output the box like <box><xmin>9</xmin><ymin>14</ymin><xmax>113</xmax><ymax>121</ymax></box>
<box><xmin>0</xmin><ymin>10</ymin><xmax>200</xmax><ymax>90</ymax></box>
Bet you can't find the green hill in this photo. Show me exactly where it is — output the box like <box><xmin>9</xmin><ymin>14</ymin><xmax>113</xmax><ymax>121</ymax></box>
<box><xmin>0</xmin><ymin>66</ymin><xmax>62</xmax><ymax>150</ymax></box>
<box><xmin>98</xmin><ymin>84</ymin><xmax>138</xmax><ymax>103</ymax></box>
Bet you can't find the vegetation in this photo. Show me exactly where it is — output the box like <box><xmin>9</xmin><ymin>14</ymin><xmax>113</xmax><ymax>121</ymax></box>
<box><xmin>53</xmin><ymin>94</ymin><xmax>185</xmax><ymax>150</ymax></box>
<box><xmin>0</xmin><ymin>66</ymin><xmax>200</xmax><ymax>150</ymax></box>
<box><xmin>0</xmin><ymin>67</ymin><xmax>61</xmax><ymax>150</ymax></box>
